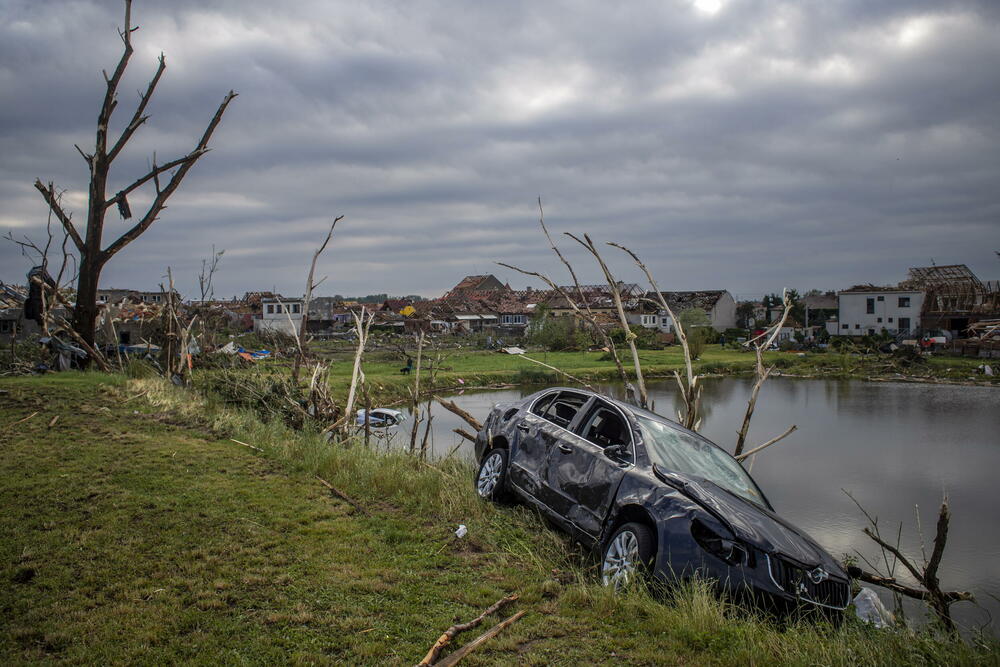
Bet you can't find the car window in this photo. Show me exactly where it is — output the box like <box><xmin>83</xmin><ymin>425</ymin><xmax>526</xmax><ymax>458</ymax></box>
<box><xmin>638</xmin><ymin>417</ymin><xmax>766</xmax><ymax>507</ymax></box>
<box><xmin>530</xmin><ymin>392</ymin><xmax>556</xmax><ymax>418</ymax></box>
<box><xmin>579</xmin><ymin>405</ymin><xmax>629</xmax><ymax>450</ymax></box>
<box><xmin>539</xmin><ymin>391</ymin><xmax>589</xmax><ymax>428</ymax></box>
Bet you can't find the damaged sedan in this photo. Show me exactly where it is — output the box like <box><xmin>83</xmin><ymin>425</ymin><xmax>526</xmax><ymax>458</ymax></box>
<box><xmin>473</xmin><ymin>387</ymin><xmax>850</xmax><ymax>614</ymax></box>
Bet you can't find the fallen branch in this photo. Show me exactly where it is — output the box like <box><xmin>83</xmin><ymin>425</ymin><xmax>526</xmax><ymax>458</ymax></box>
<box><xmin>434</xmin><ymin>397</ymin><xmax>483</xmax><ymax>432</ymax></box>
<box><xmin>848</xmin><ymin>567</ymin><xmax>973</xmax><ymax>603</ymax></box>
<box><xmin>48</xmin><ymin>415</ymin><xmax>59</xmax><ymax>428</ymax></box>
<box><xmin>517</xmin><ymin>354</ymin><xmax>593</xmax><ymax>389</ymax></box>
<box><xmin>418</xmin><ymin>594</ymin><xmax>519</xmax><ymax>666</ymax></box>
<box><xmin>316</xmin><ymin>475</ymin><xmax>368</xmax><ymax>516</ymax></box>
<box><xmin>229</xmin><ymin>438</ymin><xmax>263</xmax><ymax>453</ymax></box>
<box><xmin>435</xmin><ymin>610</ymin><xmax>528</xmax><ymax>667</ymax></box>
<box><xmin>10</xmin><ymin>411</ymin><xmax>38</xmax><ymax>427</ymax></box>
<box><xmin>453</xmin><ymin>428</ymin><xmax>477</xmax><ymax>443</ymax></box>
<box><xmin>734</xmin><ymin>425</ymin><xmax>797</xmax><ymax>461</ymax></box>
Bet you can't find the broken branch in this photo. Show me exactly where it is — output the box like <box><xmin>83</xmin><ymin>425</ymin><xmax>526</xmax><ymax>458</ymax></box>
<box><xmin>417</xmin><ymin>594</ymin><xmax>518</xmax><ymax>666</ymax></box>
<box><xmin>316</xmin><ymin>475</ymin><xmax>368</xmax><ymax>516</ymax></box>
<box><xmin>434</xmin><ymin>610</ymin><xmax>528</xmax><ymax>667</ymax></box>
<box><xmin>734</xmin><ymin>424</ymin><xmax>797</xmax><ymax>462</ymax></box>
<box><xmin>434</xmin><ymin>396</ymin><xmax>483</xmax><ymax>432</ymax></box>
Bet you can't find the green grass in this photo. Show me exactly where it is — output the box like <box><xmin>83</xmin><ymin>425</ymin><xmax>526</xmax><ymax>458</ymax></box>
<box><xmin>2</xmin><ymin>373</ymin><xmax>998</xmax><ymax>664</ymax></box>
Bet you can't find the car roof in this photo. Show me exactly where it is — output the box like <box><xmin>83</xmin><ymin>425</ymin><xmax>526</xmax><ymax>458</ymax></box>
<box><xmin>538</xmin><ymin>386</ymin><xmax>705</xmax><ymax>439</ymax></box>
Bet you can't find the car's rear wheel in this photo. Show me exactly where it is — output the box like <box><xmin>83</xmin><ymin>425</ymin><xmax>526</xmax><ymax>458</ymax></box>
<box><xmin>475</xmin><ymin>448</ymin><xmax>511</xmax><ymax>502</ymax></box>
<box><xmin>601</xmin><ymin>522</ymin><xmax>655</xmax><ymax>589</ymax></box>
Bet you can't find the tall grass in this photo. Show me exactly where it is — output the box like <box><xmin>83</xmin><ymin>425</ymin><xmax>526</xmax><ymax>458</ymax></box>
<box><xmin>130</xmin><ymin>375</ymin><xmax>1000</xmax><ymax>665</ymax></box>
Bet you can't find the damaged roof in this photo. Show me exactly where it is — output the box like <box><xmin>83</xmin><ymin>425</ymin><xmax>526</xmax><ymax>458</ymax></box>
<box><xmin>650</xmin><ymin>290</ymin><xmax>730</xmax><ymax>312</ymax></box>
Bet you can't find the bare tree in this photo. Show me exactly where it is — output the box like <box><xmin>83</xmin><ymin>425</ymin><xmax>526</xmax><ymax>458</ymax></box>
<box><xmin>198</xmin><ymin>245</ymin><xmax>225</xmax><ymax>303</ymax></box>
<box><xmin>34</xmin><ymin>0</ymin><xmax>236</xmax><ymax>352</ymax></box>
<box><xmin>292</xmin><ymin>216</ymin><xmax>342</xmax><ymax>385</ymax></box>
<box><xmin>846</xmin><ymin>492</ymin><xmax>974</xmax><ymax>633</ymax></box>
<box><xmin>499</xmin><ymin>199</ymin><xmax>637</xmax><ymax>399</ymax></box>
<box><xmin>5</xmin><ymin>185</ymin><xmax>79</xmax><ymax>338</ymax></box>
<box><xmin>565</xmin><ymin>233</ymin><xmax>648</xmax><ymax>408</ymax></box>
<box><xmin>734</xmin><ymin>289</ymin><xmax>795</xmax><ymax>459</ymax></box>
<box><xmin>611</xmin><ymin>242</ymin><xmax>702</xmax><ymax>430</ymax></box>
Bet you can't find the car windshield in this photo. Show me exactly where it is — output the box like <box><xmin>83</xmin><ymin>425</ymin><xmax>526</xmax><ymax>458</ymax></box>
<box><xmin>638</xmin><ymin>417</ymin><xmax>766</xmax><ymax>507</ymax></box>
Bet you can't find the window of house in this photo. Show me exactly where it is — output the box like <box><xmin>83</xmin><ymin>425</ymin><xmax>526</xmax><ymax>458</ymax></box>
<box><xmin>641</xmin><ymin>314</ymin><xmax>656</xmax><ymax>326</ymax></box>
<box><xmin>899</xmin><ymin>317</ymin><xmax>911</xmax><ymax>331</ymax></box>
<box><xmin>661</xmin><ymin>317</ymin><xmax>670</xmax><ymax>327</ymax></box>
<box><xmin>0</xmin><ymin>320</ymin><xmax>13</xmax><ymax>334</ymax></box>
<box><xmin>866</xmin><ymin>298</ymin><xmax>875</xmax><ymax>314</ymax></box>
<box><xmin>898</xmin><ymin>297</ymin><xmax>911</xmax><ymax>307</ymax></box>
<box><xmin>275</xmin><ymin>304</ymin><xmax>283</xmax><ymax>313</ymax></box>
<box><xmin>877</xmin><ymin>296</ymin><xmax>884</xmax><ymax>302</ymax></box>
<box><xmin>888</xmin><ymin>317</ymin><xmax>894</xmax><ymax>323</ymax></box>
<box><xmin>292</xmin><ymin>304</ymin><xmax>301</xmax><ymax>314</ymax></box>
<box><xmin>842</xmin><ymin>324</ymin><xmax>849</xmax><ymax>330</ymax></box>
<box><xmin>266</xmin><ymin>305</ymin><xmax>274</xmax><ymax>314</ymax></box>
<box><xmin>877</xmin><ymin>317</ymin><xmax>882</xmax><ymax>323</ymax></box>
<box><xmin>855</xmin><ymin>324</ymin><xmax>860</xmax><ymax>329</ymax></box>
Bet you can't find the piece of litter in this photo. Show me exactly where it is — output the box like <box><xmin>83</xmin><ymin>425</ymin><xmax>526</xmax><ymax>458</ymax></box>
<box><xmin>853</xmin><ymin>587</ymin><xmax>894</xmax><ymax>629</ymax></box>
<box><xmin>455</xmin><ymin>524</ymin><xmax>468</xmax><ymax>539</ymax></box>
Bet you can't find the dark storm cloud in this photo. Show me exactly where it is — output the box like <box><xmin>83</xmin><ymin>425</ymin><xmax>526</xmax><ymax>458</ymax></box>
<box><xmin>2</xmin><ymin>0</ymin><xmax>998</xmax><ymax>298</ymax></box>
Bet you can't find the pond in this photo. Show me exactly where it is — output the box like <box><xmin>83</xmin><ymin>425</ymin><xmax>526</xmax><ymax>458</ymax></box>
<box><xmin>385</xmin><ymin>377</ymin><xmax>1000</xmax><ymax>633</ymax></box>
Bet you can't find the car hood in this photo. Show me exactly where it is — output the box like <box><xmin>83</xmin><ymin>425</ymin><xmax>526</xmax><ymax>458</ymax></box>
<box><xmin>654</xmin><ymin>466</ymin><xmax>844</xmax><ymax>574</ymax></box>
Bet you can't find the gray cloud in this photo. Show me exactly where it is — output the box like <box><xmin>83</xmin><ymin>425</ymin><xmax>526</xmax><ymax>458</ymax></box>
<box><xmin>2</xmin><ymin>0</ymin><xmax>998</xmax><ymax>299</ymax></box>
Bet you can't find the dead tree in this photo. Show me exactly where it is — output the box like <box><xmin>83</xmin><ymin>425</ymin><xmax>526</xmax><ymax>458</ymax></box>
<box><xmin>409</xmin><ymin>331</ymin><xmax>426</xmax><ymax>453</ymax></box>
<box><xmin>198</xmin><ymin>246</ymin><xmax>224</xmax><ymax>303</ymax></box>
<box><xmin>326</xmin><ymin>307</ymin><xmax>375</xmax><ymax>435</ymax></box>
<box><xmin>5</xmin><ymin>186</ymin><xmax>79</xmax><ymax>339</ymax></box>
<box><xmin>499</xmin><ymin>199</ymin><xmax>636</xmax><ymax>399</ymax></box>
<box><xmin>292</xmin><ymin>216</ymin><xmax>342</xmax><ymax>385</ymax></box>
<box><xmin>733</xmin><ymin>289</ymin><xmax>795</xmax><ymax>459</ymax></box>
<box><xmin>565</xmin><ymin>232</ymin><xmax>648</xmax><ymax>408</ymax></box>
<box><xmin>611</xmin><ymin>242</ymin><xmax>703</xmax><ymax>428</ymax></box>
<box><xmin>846</xmin><ymin>492</ymin><xmax>974</xmax><ymax>633</ymax></box>
<box><xmin>33</xmin><ymin>0</ymin><xmax>236</xmax><ymax>351</ymax></box>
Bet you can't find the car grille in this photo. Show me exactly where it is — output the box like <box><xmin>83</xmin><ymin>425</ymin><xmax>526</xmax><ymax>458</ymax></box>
<box><xmin>766</xmin><ymin>555</ymin><xmax>850</xmax><ymax>609</ymax></box>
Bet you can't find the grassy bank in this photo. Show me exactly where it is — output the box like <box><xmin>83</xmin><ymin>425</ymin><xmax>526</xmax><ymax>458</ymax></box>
<box><xmin>2</xmin><ymin>372</ymin><xmax>998</xmax><ymax>664</ymax></box>
<box><xmin>200</xmin><ymin>345</ymin><xmax>997</xmax><ymax>410</ymax></box>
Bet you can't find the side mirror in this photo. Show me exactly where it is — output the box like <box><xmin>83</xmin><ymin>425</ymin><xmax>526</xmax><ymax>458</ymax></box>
<box><xmin>604</xmin><ymin>444</ymin><xmax>628</xmax><ymax>460</ymax></box>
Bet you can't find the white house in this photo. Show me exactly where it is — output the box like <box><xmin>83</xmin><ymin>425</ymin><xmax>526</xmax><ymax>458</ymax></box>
<box><xmin>254</xmin><ymin>296</ymin><xmax>304</xmax><ymax>336</ymax></box>
<box><xmin>837</xmin><ymin>287</ymin><xmax>924</xmax><ymax>336</ymax></box>
<box><xmin>648</xmin><ymin>290</ymin><xmax>737</xmax><ymax>333</ymax></box>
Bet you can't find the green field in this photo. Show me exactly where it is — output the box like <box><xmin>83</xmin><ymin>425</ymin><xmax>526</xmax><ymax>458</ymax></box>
<box><xmin>2</xmin><ymin>372</ymin><xmax>997</xmax><ymax>664</ymax></box>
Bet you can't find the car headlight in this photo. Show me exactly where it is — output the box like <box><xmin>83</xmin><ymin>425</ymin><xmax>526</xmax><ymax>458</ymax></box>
<box><xmin>691</xmin><ymin>518</ymin><xmax>749</xmax><ymax>566</ymax></box>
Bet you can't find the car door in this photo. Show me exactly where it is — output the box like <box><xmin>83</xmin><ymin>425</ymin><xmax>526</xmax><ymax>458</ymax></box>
<box><xmin>508</xmin><ymin>391</ymin><xmax>588</xmax><ymax>505</ymax></box>
<box><xmin>507</xmin><ymin>391</ymin><xmax>558</xmax><ymax>498</ymax></box>
<box><xmin>544</xmin><ymin>400</ymin><xmax>632</xmax><ymax>539</ymax></box>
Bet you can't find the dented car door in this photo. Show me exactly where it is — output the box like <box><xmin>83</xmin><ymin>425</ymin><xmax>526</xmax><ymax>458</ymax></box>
<box><xmin>544</xmin><ymin>401</ymin><xmax>631</xmax><ymax>538</ymax></box>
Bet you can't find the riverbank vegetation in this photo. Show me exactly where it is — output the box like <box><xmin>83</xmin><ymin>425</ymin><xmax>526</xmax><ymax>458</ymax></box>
<box><xmin>2</xmin><ymin>372</ymin><xmax>998</xmax><ymax>664</ymax></box>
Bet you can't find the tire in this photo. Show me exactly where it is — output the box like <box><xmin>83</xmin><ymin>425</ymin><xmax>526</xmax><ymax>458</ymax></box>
<box><xmin>475</xmin><ymin>448</ymin><xmax>511</xmax><ymax>503</ymax></box>
<box><xmin>600</xmin><ymin>522</ymin><xmax>656</xmax><ymax>590</ymax></box>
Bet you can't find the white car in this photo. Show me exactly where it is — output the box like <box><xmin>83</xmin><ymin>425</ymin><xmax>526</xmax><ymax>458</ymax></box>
<box><xmin>355</xmin><ymin>408</ymin><xmax>404</xmax><ymax>427</ymax></box>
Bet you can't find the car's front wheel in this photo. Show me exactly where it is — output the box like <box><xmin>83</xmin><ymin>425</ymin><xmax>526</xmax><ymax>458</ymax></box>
<box><xmin>601</xmin><ymin>522</ymin><xmax>655</xmax><ymax>589</ymax></box>
<box><xmin>475</xmin><ymin>448</ymin><xmax>511</xmax><ymax>502</ymax></box>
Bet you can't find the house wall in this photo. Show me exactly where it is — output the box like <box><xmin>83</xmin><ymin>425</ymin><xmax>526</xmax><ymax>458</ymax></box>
<box><xmin>256</xmin><ymin>300</ymin><xmax>303</xmax><ymax>336</ymax></box>
<box><xmin>837</xmin><ymin>291</ymin><xmax>924</xmax><ymax>335</ymax></box>
<box><xmin>709</xmin><ymin>292</ymin><xmax>737</xmax><ymax>331</ymax></box>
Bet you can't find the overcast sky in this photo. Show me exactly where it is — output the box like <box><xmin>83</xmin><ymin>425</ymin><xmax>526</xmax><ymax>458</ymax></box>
<box><xmin>2</xmin><ymin>0</ymin><xmax>998</xmax><ymax>300</ymax></box>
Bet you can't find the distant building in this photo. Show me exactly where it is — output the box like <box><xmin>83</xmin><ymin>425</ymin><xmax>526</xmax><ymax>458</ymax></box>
<box><xmin>254</xmin><ymin>296</ymin><xmax>303</xmax><ymax>336</ymax></box>
<box><xmin>647</xmin><ymin>290</ymin><xmax>737</xmax><ymax>332</ymax></box>
<box><xmin>837</xmin><ymin>287</ymin><xmax>923</xmax><ymax>336</ymax></box>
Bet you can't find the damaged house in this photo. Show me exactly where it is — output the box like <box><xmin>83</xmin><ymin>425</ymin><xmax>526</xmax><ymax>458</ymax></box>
<box><xmin>642</xmin><ymin>290</ymin><xmax>737</xmax><ymax>333</ymax></box>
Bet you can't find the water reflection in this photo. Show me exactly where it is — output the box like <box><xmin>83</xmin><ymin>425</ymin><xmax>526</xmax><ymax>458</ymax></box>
<box><xmin>399</xmin><ymin>378</ymin><xmax>1000</xmax><ymax>633</ymax></box>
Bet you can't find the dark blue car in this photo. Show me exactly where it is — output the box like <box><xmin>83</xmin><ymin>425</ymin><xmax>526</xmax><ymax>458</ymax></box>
<box><xmin>473</xmin><ymin>387</ymin><xmax>849</xmax><ymax>613</ymax></box>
